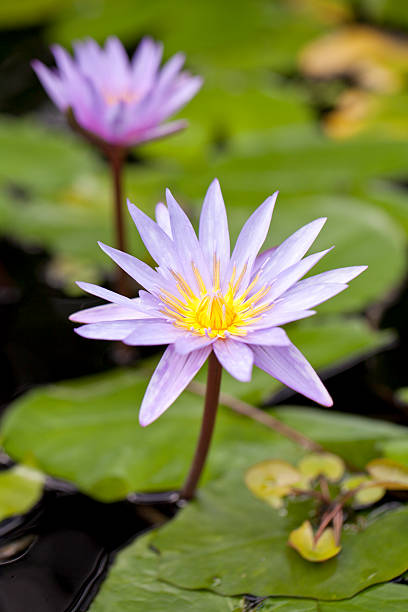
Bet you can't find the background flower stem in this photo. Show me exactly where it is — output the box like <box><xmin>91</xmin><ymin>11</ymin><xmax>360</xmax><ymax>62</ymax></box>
<box><xmin>109</xmin><ymin>147</ymin><xmax>128</xmax><ymax>296</ymax></box>
<box><xmin>180</xmin><ymin>352</ymin><xmax>223</xmax><ymax>500</ymax></box>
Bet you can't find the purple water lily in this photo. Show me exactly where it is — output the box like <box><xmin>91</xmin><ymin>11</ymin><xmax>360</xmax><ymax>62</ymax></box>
<box><xmin>71</xmin><ymin>179</ymin><xmax>366</xmax><ymax>428</ymax></box>
<box><xmin>32</xmin><ymin>36</ymin><xmax>202</xmax><ymax>146</ymax></box>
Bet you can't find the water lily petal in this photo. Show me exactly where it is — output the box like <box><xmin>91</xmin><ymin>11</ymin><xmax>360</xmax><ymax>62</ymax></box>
<box><xmin>75</xmin><ymin>281</ymin><xmax>137</xmax><ymax>306</ymax></box>
<box><xmin>174</xmin><ymin>334</ymin><xmax>216</xmax><ymax>355</ymax></box>
<box><xmin>139</xmin><ymin>344</ymin><xmax>211</xmax><ymax>426</ymax></box>
<box><xmin>199</xmin><ymin>178</ymin><xmax>230</xmax><ymax>283</ymax></box>
<box><xmin>250</xmin><ymin>308</ymin><xmax>316</xmax><ymax>329</ymax></box>
<box><xmin>127</xmin><ymin>200</ymin><xmax>179</xmax><ymax>271</ymax></box>
<box><xmin>278</xmin><ymin>282</ymin><xmax>348</xmax><ymax>311</ymax></box>
<box><xmin>303</xmin><ymin>265</ymin><xmax>367</xmax><ymax>285</ymax></box>
<box><xmin>75</xmin><ymin>320</ymin><xmax>140</xmax><ymax>340</ymax></box>
<box><xmin>226</xmin><ymin>191</ymin><xmax>278</xmax><ymax>292</ymax></box>
<box><xmin>69</xmin><ymin>301</ymin><xmax>154</xmax><ymax>323</ymax></box>
<box><xmin>259</xmin><ymin>217</ymin><xmax>327</xmax><ymax>281</ymax></box>
<box><xmin>155</xmin><ymin>202</ymin><xmax>173</xmax><ymax>238</ymax></box>
<box><xmin>131</xmin><ymin>37</ymin><xmax>163</xmax><ymax>95</ymax></box>
<box><xmin>236</xmin><ymin>327</ymin><xmax>290</xmax><ymax>346</ymax></box>
<box><xmin>97</xmin><ymin>242</ymin><xmax>163</xmax><ymax>294</ymax></box>
<box><xmin>260</xmin><ymin>248</ymin><xmax>333</xmax><ymax>300</ymax></box>
<box><xmin>166</xmin><ymin>189</ymin><xmax>211</xmax><ymax>290</ymax></box>
<box><xmin>123</xmin><ymin>119</ymin><xmax>187</xmax><ymax>146</ymax></box>
<box><xmin>31</xmin><ymin>61</ymin><xmax>66</xmax><ymax>109</ymax></box>
<box><xmin>123</xmin><ymin>320</ymin><xmax>181</xmax><ymax>345</ymax></box>
<box><xmin>252</xmin><ymin>341</ymin><xmax>332</xmax><ymax>406</ymax></box>
<box><xmin>213</xmin><ymin>339</ymin><xmax>253</xmax><ymax>382</ymax></box>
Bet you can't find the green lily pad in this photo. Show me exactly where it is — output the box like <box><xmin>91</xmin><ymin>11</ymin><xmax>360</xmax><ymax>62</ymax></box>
<box><xmin>89</xmin><ymin>532</ymin><xmax>241</xmax><ymax>612</ymax></box>
<box><xmin>2</xmin><ymin>368</ymin><xmax>408</xmax><ymax>502</ymax></box>
<box><xmin>153</xmin><ymin>474</ymin><xmax>408</xmax><ymax>599</ymax></box>
<box><xmin>298</xmin><ymin>452</ymin><xmax>345</xmax><ymax>482</ymax></box>
<box><xmin>380</xmin><ymin>438</ymin><xmax>408</xmax><ymax>467</ymax></box>
<box><xmin>0</xmin><ymin>0</ymin><xmax>71</xmax><ymax>27</ymax></box>
<box><xmin>0</xmin><ymin>368</ymin><xmax>303</xmax><ymax>501</ymax></box>
<box><xmin>89</xmin><ymin>530</ymin><xmax>408</xmax><ymax>610</ymax></box>
<box><xmin>0</xmin><ymin>465</ymin><xmax>44</xmax><ymax>522</ymax></box>
<box><xmin>288</xmin><ymin>520</ymin><xmax>341</xmax><ymax>562</ymax></box>
<box><xmin>271</xmin><ymin>406</ymin><xmax>408</xmax><ymax>469</ymax></box>
<box><xmin>49</xmin><ymin>0</ymin><xmax>326</xmax><ymax>73</ymax></box>
<box><xmin>262</xmin><ymin>583</ymin><xmax>408</xmax><ymax>611</ymax></box>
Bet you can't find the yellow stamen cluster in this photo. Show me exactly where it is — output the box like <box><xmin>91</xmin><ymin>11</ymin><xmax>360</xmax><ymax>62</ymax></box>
<box><xmin>104</xmin><ymin>90</ymin><xmax>141</xmax><ymax>106</ymax></box>
<box><xmin>160</xmin><ymin>257</ymin><xmax>272</xmax><ymax>339</ymax></box>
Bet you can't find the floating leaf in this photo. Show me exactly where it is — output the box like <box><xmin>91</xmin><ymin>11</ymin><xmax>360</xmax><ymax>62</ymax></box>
<box><xmin>245</xmin><ymin>460</ymin><xmax>303</xmax><ymax>508</ymax></box>
<box><xmin>0</xmin><ymin>0</ymin><xmax>71</xmax><ymax>27</ymax></box>
<box><xmin>366</xmin><ymin>458</ymin><xmax>408</xmax><ymax>489</ymax></box>
<box><xmin>298</xmin><ymin>452</ymin><xmax>345</xmax><ymax>481</ymax></box>
<box><xmin>380</xmin><ymin>438</ymin><xmax>408</xmax><ymax>467</ymax></box>
<box><xmin>0</xmin><ymin>465</ymin><xmax>44</xmax><ymax>522</ymax></box>
<box><xmin>2</xmin><ymin>368</ymin><xmax>408</xmax><ymax>502</ymax></box>
<box><xmin>89</xmin><ymin>532</ymin><xmax>241</xmax><ymax>612</ymax></box>
<box><xmin>153</xmin><ymin>475</ymin><xmax>408</xmax><ymax>598</ymax></box>
<box><xmin>341</xmin><ymin>475</ymin><xmax>385</xmax><ymax>507</ymax></box>
<box><xmin>262</xmin><ymin>583</ymin><xmax>408</xmax><ymax>611</ymax></box>
<box><xmin>90</xmin><ymin>527</ymin><xmax>408</xmax><ymax>611</ymax></box>
<box><xmin>0</xmin><ymin>369</ymin><xmax>305</xmax><ymax>501</ymax></box>
<box><xmin>288</xmin><ymin>520</ymin><xmax>341</xmax><ymax>562</ymax></box>
<box><xmin>271</xmin><ymin>406</ymin><xmax>408</xmax><ymax>469</ymax></box>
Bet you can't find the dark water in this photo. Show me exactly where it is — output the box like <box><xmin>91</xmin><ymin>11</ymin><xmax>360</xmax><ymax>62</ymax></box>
<box><xmin>0</xmin><ymin>485</ymin><xmax>178</xmax><ymax>612</ymax></box>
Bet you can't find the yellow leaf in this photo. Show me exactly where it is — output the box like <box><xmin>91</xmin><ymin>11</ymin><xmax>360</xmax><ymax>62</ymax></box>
<box><xmin>366</xmin><ymin>458</ymin><xmax>408</xmax><ymax>490</ymax></box>
<box><xmin>288</xmin><ymin>520</ymin><xmax>341</xmax><ymax>562</ymax></box>
<box><xmin>245</xmin><ymin>459</ymin><xmax>303</xmax><ymax>507</ymax></box>
<box><xmin>298</xmin><ymin>452</ymin><xmax>345</xmax><ymax>481</ymax></box>
<box><xmin>341</xmin><ymin>475</ymin><xmax>385</xmax><ymax>507</ymax></box>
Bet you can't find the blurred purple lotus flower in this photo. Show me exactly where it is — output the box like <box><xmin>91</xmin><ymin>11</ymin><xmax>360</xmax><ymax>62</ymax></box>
<box><xmin>70</xmin><ymin>180</ymin><xmax>366</xmax><ymax>426</ymax></box>
<box><xmin>32</xmin><ymin>36</ymin><xmax>202</xmax><ymax>146</ymax></box>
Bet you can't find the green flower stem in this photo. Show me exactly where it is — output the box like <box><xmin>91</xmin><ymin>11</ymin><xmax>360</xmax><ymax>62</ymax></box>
<box><xmin>180</xmin><ymin>352</ymin><xmax>223</xmax><ymax>501</ymax></box>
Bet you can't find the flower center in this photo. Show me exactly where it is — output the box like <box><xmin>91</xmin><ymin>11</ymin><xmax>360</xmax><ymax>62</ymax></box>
<box><xmin>159</xmin><ymin>258</ymin><xmax>272</xmax><ymax>339</ymax></box>
<box><xmin>103</xmin><ymin>90</ymin><xmax>142</xmax><ymax>106</ymax></box>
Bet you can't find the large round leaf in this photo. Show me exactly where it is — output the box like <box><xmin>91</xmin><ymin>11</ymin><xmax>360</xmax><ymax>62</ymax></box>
<box><xmin>89</xmin><ymin>531</ymin><xmax>408</xmax><ymax>610</ymax></box>
<box><xmin>89</xmin><ymin>532</ymin><xmax>240</xmax><ymax>612</ymax></box>
<box><xmin>2</xmin><ymin>367</ymin><xmax>407</xmax><ymax>501</ymax></box>
<box><xmin>153</xmin><ymin>474</ymin><xmax>408</xmax><ymax>599</ymax></box>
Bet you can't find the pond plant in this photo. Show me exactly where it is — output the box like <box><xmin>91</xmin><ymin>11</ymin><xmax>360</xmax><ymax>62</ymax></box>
<box><xmin>32</xmin><ymin>37</ymin><xmax>202</xmax><ymax>293</ymax></box>
<box><xmin>71</xmin><ymin>181</ymin><xmax>366</xmax><ymax>499</ymax></box>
